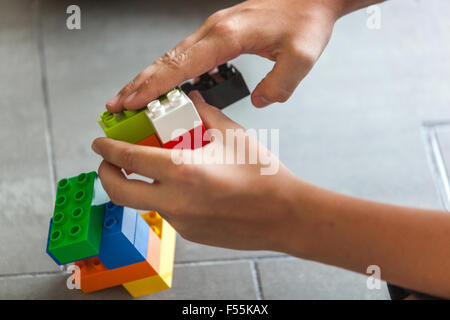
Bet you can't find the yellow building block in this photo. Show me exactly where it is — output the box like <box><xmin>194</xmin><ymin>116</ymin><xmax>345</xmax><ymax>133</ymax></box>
<box><xmin>123</xmin><ymin>214</ymin><xmax>176</xmax><ymax>297</ymax></box>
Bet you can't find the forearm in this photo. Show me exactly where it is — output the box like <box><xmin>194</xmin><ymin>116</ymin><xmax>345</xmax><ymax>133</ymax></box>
<box><xmin>283</xmin><ymin>181</ymin><xmax>450</xmax><ymax>298</ymax></box>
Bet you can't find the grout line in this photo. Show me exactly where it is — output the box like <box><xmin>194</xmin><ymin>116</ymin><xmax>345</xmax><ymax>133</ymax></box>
<box><xmin>249</xmin><ymin>260</ymin><xmax>264</xmax><ymax>300</ymax></box>
<box><xmin>421</xmin><ymin>124</ymin><xmax>450</xmax><ymax>210</ymax></box>
<box><xmin>173</xmin><ymin>254</ymin><xmax>293</xmax><ymax>267</ymax></box>
<box><xmin>34</xmin><ymin>0</ymin><xmax>58</xmax><ymax>199</ymax></box>
<box><xmin>0</xmin><ymin>255</ymin><xmax>295</xmax><ymax>280</ymax></box>
<box><xmin>0</xmin><ymin>270</ymin><xmax>65</xmax><ymax>281</ymax></box>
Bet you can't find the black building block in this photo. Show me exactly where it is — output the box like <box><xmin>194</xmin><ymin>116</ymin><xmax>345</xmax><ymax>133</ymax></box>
<box><xmin>181</xmin><ymin>63</ymin><xmax>250</xmax><ymax>109</ymax></box>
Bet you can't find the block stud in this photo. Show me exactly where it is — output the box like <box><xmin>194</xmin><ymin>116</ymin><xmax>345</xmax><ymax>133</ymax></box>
<box><xmin>50</xmin><ymin>230</ymin><xmax>63</xmax><ymax>243</ymax></box>
<box><xmin>71</xmin><ymin>207</ymin><xmax>85</xmax><ymax>221</ymax></box>
<box><xmin>103</xmin><ymin>112</ymin><xmax>118</xmax><ymax>128</ymax></box>
<box><xmin>167</xmin><ymin>89</ymin><xmax>184</xmax><ymax>107</ymax></box>
<box><xmin>104</xmin><ymin>216</ymin><xmax>117</xmax><ymax>230</ymax></box>
<box><xmin>55</xmin><ymin>195</ymin><xmax>67</xmax><ymax>208</ymax></box>
<box><xmin>69</xmin><ymin>225</ymin><xmax>82</xmax><ymax>238</ymax></box>
<box><xmin>74</xmin><ymin>190</ymin><xmax>87</xmax><ymax>202</ymax></box>
<box><xmin>147</xmin><ymin>100</ymin><xmax>164</xmax><ymax>118</ymax></box>
<box><xmin>53</xmin><ymin>212</ymin><xmax>65</xmax><ymax>226</ymax></box>
<box><xmin>76</xmin><ymin>173</ymin><xmax>89</xmax><ymax>185</ymax></box>
<box><xmin>58</xmin><ymin>178</ymin><xmax>71</xmax><ymax>191</ymax></box>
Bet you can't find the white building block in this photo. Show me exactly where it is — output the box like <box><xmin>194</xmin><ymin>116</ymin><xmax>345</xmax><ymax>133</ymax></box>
<box><xmin>145</xmin><ymin>89</ymin><xmax>202</xmax><ymax>144</ymax></box>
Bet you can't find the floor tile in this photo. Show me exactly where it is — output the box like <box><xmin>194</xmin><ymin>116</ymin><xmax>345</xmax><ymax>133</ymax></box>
<box><xmin>175</xmin><ymin>235</ymin><xmax>283</xmax><ymax>263</ymax></box>
<box><xmin>0</xmin><ymin>261</ymin><xmax>256</xmax><ymax>300</ymax></box>
<box><xmin>0</xmin><ymin>0</ymin><xmax>59</xmax><ymax>274</ymax></box>
<box><xmin>258</xmin><ymin>258</ymin><xmax>390</xmax><ymax>300</ymax></box>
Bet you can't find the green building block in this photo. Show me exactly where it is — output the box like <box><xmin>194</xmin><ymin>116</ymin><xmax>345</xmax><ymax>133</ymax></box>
<box><xmin>98</xmin><ymin>108</ymin><xmax>156</xmax><ymax>144</ymax></box>
<box><xmin>48</xmin><ymin>172</ymin><xmax>105</xmax><ymax>264</ymax></box>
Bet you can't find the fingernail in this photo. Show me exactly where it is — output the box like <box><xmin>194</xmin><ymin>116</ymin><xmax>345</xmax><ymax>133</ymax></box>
<box><xmin>91</xmin><ymin>141</ymin><xmax>100</xmax><ymax>154</ymax></box>
<box><xmin>252</xmin><ymin>95</ymin><xmax>271</xmax><ymax>108</ymax></box>
<box><xmin>106</xmin><ymin>95</ymin><xmax>120</xmax><ymax>109</ymax></box>
<box><xmin>123</xmin><ymin>92</ymin><xmax>137</xmax><ymax>106</ymax></box>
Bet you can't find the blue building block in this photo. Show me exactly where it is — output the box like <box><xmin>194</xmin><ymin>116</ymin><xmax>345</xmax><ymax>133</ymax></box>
<box><xmin>97</xmin><ymin>202</ymin><xmax>149</xmax><ymax>269</ymax></box>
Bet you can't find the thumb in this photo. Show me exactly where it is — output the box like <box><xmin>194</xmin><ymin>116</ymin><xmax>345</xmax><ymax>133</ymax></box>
<box><xmin>251</xmin><ymin>51</ymin><xmax>314</xmax><ymax>108</ymax></box>
<box><xmin>188</xmin><ymin>90</ymin><xmax>243</xmax><ymax>132</ymax></box>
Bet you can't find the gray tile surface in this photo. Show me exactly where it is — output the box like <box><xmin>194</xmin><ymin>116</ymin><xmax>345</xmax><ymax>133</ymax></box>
<box><xmin>0</xmin><ymin>261</ymin><xmax>256</xmax><ymax>300</ymax></box>
<box><xmin>0</xmin><ymin>0</ymin><xmax>59</xmax><ymax>274</ymax></box>
<box><xmin>175</xmin><ymin>235</ymin><xmax>282</xmax><ymax>263</ymax></box>
<box><xmin>258</xmin><ymin>258</ymin><xmax>390</xmax><ymax>300</ymax></box>
<box><xmin>0</xmin><ymin>0</ymin><xmax>449</xmax><ymax>299</ymax></box>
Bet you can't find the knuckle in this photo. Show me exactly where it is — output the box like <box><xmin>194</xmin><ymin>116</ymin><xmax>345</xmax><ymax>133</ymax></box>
<box><xmin>120</xmin><ymin>78</ymin><xmax>137</xmax><ymax>95</ymax></box>
<box><xmin>208</xmin><ymin>9</ymin><xmax>228</xmax><ymax>23</ymax></box>
<box><xmin>158</xmin><ymin>49</ymin><xmax>188</xmax><ymax>71</ymax></box>
<box><xmin>289</xmin><ymin>44</ymin><xmax>316</xmax><ymax>67</ymax></box>
<box><xmin>212</xmin><ymin>19</ymin><xmax>239</xmax><ymax>37</ymax></box>
<box><xmin>122</xmin><ymin>146</ymin><xmax>137</xmax><ymax>171</ymax></box>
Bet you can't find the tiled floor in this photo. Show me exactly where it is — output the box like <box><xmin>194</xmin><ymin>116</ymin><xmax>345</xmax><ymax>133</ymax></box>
<box><xmin>0</xmin><ymin>0</ymin><xmax>449</xmax><ymax>299</ymax></box>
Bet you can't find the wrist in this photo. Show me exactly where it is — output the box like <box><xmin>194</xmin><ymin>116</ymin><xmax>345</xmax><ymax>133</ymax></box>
<box><xmin>322</xmin><ymin>0</ymin><xmax>385</xmax><ymax>19</ymax></box>
<box><xmin>271</xmin><ymin>176</ymin><xmax>319</xmax><ymax>258</ymax></box>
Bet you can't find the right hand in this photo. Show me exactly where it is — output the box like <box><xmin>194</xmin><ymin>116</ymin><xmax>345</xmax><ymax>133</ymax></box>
<box><xmin>106</xmin><ymin>0</ymin><xmax>347</xmax><ymax>111</ymax></box>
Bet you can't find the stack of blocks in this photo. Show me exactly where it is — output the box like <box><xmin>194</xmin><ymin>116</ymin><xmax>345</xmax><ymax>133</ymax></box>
<box><xmin>98</xmin><ymin>87</ymin><xmax>210</xmax><ymax>153</ymax></box>
<box><xmin>45</xmin><ymin>71</ymin><xmax>250</xmax><ymax>297</ymax></box>
<box><xmin>45</xmin><ymin>171</ymin><xmax>176</xmax><ymax>297</ymax></box>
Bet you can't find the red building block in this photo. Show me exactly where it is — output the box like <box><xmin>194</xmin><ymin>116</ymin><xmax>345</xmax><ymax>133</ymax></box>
<box><xmin>163</xmin><ymin>124</ymin><xmax>210</xmax><ymax>150</ymax></box>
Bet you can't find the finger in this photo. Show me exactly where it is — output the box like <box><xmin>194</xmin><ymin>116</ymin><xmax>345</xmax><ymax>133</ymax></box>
<box><xmin>92</xmin><ymin>137</ymin><xmax>174</xmax><ymax>180</ymax></box>
<box><xmin>189</xmin><ymin>90</ymin><xmax>243</xmax><ymax>132</ymax></box>
<box><xmin>106</xmin><ymin>33</ymin><xmax>207</xmax><ymax>113</ymax></box>
<box><xmin>123</xmin><ymin>28</ymin><xmax>243</xmax><ymax>109</ymax></box>
<box><xmin>106</xmin><ymin>64</ymin><xmax>159</xmax><ymax>113</ymax></box>
<box><xmin>106</xmin><ymin>8</ymin><xmax>233</xmax><ymax>113</ymax></box>
<box><xmin>251</xmin><ymin>50</ymin><xmax>315</xmax><ymax>108</ymax></box>
<box><xmin>98</xmin><ymin>160</ymin><xmax>167</xmax><ymax>212</ymax></box>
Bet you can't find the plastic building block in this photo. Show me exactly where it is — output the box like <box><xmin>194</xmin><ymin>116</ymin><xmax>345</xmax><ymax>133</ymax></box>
<box><xmin>123</xmin><ymin>215</ymin><xmax>176</xmax><ymax>297</ymax></box>
<box><xmin>98</xmin><ymin>108</ymin><xmax>156</xmax><ymax>144</ymax></box>
<box><xmin>97</xmin><ymin>202</ymin><xmax>149</xmax><ymax>269</ymax></box>
<box><xmin>163</xmin><ymin>123</ymin><xmax>209</xmax><ymax>150</ymax></box>
<box><xmin>75</xmin><ymin>226</ymin><xmax>161</xmax><ymax>293</ymax></box>
<box><xmin>140</xmin><ymin>211</ymin><xmax>163</xmax><ymax>238</ymax></box>
<box><xmin>181</xmin><ymin>63</ymin><xmax>250</xmax><ymax>109</ymax></box>
<box><xmin>47</xmin><ymin>172</ymin><xmax>105</xmax><ymax>264</ymax></box>
<box><xmin>135</xmin><ymin>133</ymin><xmax>162</xmax><ymax>148</ymax></box>
<box><xmin>91</xmin><ymin>174</ymin><xmax>110</xmax><ymax>205</ymax></box>
<box><xmin>145</xmin><ymin>88</ymin><xmax>210</xmax><ymax>148</ymax></box>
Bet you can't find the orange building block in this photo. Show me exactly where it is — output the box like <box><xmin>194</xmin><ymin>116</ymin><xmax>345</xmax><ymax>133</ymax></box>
<box><xmin>75</xmin><ymin>226</ymin><xmax>161</xmax><ymax>293</ymax></box>
<box><xmin>136</xmin><ymin>134</ymin><xmax>162</xmax><ymax>148</ymax></box>
<box><xmin>125</xmin><ymin>134</ymin><xmax>162</xmax><ymax>175</ymax></box>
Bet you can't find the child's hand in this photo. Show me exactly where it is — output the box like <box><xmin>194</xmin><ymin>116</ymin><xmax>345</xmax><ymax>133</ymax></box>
<box><xmin>105</xmin><ymin>0</ymin><xmax>347</xmax><ymax>111</ymax></box>
<box><xmin>93</xmin><ymin>91</ymin><xmax>304</xmax><ymax>252</ymax></box>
